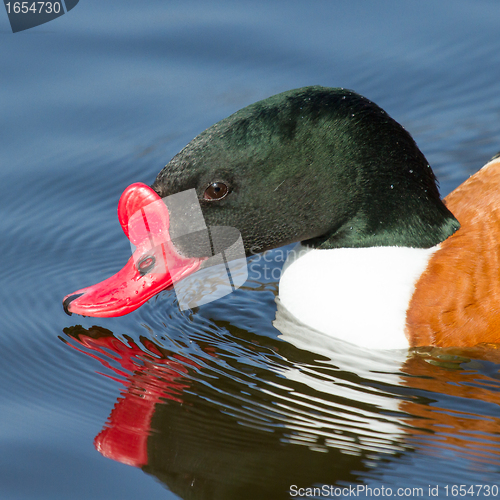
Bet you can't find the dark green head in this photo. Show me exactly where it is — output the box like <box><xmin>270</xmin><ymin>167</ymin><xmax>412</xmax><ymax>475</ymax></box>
<box><xmin>152</xmin><ymin>86</ymin><xmax>459</xmax><ymax>256</ymax></box>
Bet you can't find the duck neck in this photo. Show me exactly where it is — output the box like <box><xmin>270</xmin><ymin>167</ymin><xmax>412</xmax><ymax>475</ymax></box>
<box><xmin>301</xmin><ymin>150</ymin><xmax>460</xmax><ymax>249</ymax></box>
<box><xmin>305</xmin><ymin>194</ymin><xmax>459</xmax><ymax>250</ymax></box>
<box><xmin>296</xmin><ymin>91</ymin><xmax>460</xmax><ymax>250</ymax></box>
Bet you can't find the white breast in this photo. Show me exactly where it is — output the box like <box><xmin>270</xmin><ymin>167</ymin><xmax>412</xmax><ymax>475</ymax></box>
<box><xmin>278</xmin><ymin>244</ymin><xmax>438</xmax><ymax>349</ymax></box>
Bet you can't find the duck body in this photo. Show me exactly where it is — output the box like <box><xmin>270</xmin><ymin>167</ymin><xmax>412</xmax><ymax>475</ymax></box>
<box><xmin>280</xmin><ymin>154</ymin><xmax>500</xmax><ymax>349</ymax></box>
<box><xmin>279</xmin><ymin>244</ymin><xmax>439</xmax><ymax>350</ymax></box>
<box><xmin>63</xmin><ymin>86</ymin><xmax>500</xmax><ymax>349</ymax></box>
<box><xmin>407</xmin><ymin>156</ymin><xmax>500</xmax><ymax>347</ymax></box>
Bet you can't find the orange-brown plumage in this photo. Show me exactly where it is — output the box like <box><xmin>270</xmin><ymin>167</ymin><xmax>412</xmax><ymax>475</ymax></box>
<box><xmin>407</xmin><ymin>157</ymin><xmax>500</xmax><ymax>347</ymax></box>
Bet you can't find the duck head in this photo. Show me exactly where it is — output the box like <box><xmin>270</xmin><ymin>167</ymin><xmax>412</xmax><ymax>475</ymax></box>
<box><xmin>63</xmin><ymin>86</ymin><xmax>459</xmax><ymax>317</ymax></box>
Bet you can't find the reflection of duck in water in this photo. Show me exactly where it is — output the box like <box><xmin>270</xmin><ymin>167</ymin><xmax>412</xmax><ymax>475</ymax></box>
<box><xmin>64</xmin><ymin>325</ymin><xmax>500</xmax><ymax>499</ymax></box>
<box><xmin>64</xmin><ymin>86</ymin><xmax>500</xmax><ymax>349</ymax></box>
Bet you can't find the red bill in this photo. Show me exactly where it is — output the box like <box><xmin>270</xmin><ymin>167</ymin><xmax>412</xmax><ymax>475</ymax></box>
<box><xmin>63</xmin><ymin>183</ymin><xmax>203</xmax><ymax>317</ymax></box>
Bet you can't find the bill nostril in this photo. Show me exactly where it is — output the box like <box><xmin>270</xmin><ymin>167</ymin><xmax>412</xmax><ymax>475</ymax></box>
<box><xmin>63</xmin><ymin>293</ymin><xmax>84</xmax><ymax>316</ymax></box>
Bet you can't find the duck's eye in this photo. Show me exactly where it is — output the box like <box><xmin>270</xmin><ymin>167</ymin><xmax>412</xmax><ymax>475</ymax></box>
<box><xmin>204</xmin><ymin>182</ymin><xmax>228</xmax><ymax>201</ymax></box>
<box><xmin>137</xmin><ymin>255</ymin><xmax>156</xmax><ymax>275</ymax></box>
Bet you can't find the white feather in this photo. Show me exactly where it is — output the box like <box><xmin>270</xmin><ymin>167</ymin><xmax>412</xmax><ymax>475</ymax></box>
<box><xmin>278</xmin><ymin>243</ymin><xmax>438</xmax><ymax>349</ymax></box>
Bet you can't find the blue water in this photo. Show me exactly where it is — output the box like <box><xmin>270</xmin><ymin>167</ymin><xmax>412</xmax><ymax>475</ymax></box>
<box><xmin>1</xmin><ymin>1</ymin><xmax>500</xmax><ymax>499</ymax></box>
